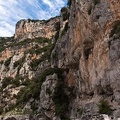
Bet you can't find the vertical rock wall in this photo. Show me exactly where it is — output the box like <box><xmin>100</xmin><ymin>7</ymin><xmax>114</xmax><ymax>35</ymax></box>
<box><xmin>52</xmin><ymin>0</ymin><xmax>120</xmax><ymax>119</ymax></box>
<box><xmin>14</xmin><ymin>17</ymin><xmax>60</xmax><ymax>41</ymax></box>
<box><xmin>0</xmin><ymin>0</ymin><xmax>120</xmax><ymax>119</ymax></box>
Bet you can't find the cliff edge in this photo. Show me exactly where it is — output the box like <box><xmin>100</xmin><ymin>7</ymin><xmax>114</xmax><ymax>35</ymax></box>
<box><xmin>0</xmin><ymin>0</ymin><xmax>120</xmax><ymax>120</ymax></box>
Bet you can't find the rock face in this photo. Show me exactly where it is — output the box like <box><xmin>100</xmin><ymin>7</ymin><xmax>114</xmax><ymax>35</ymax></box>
<box><xmin>0</xmin><ymin>37</ymin><xmax>52</xmax><ymax>115</ymax></box>
<box><xmin>38</xmin><ymin>74</ymin><xmax>58</xmax><ymax>119</ymax></box>
<box><xmin>14</xmin><ymin>17</ymin><xmax>60</xmax><ymax>41</ymax></box>
<box><xmin>52</xmin><ymin>0</ymin><xmax>120</xmax><ymax>119</ymax></box>
<box><xmin>0</xmin><ymin>0</ymin><xmax>120</xmax><ymax>120</ymax></box>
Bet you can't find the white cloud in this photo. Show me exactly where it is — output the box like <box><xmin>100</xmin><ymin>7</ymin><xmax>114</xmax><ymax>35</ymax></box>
<box><xmin>0</xmin><ymin>27</ymin><xmax>13</xmax><ymax>36</ymax></box>
<box><xmin>0</xmin><ymin>0</ymin><xmax>67</xmax><ymax>37</ymax></box>
<box><xmin>42</xmin><ymin>0</ymin><xmax>54</xmax><ymax>8</ymax></box>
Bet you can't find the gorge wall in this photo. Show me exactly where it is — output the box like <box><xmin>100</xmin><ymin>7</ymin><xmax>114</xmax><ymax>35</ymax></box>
<box><xmin>14</xmin><ymin>16</ymin><xmax>59</xmax><ymax>41</ymax></box>
<box><xmin>0</xmin><ymin>0</ymin><xmax>120</xmax><ymax>120</ymax></box>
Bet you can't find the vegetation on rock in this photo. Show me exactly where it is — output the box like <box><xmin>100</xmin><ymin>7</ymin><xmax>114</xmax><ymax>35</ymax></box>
<box><xmin>93</xmin><ymin>0</ymin><xmax>100</xmax><ymax>5</ymax></box>
<box><xmin>98</xmin><ymin>99</ymin><xmax>112</xmax><ymax>115</ymax></box>
<box><xmin>0</xmin><ymin>37</ymin><xmax>14</xmax><ymax>53</ymax></box>
<box><xmin>61</xmin><ymin>22</ymin><xmax>69</xmax><ymax>37</ymax></box>
<box><xmin>52</xmin><ymin>74</ymin><xmax>69</xmax><ymax>119</ymax></box>
<box><xmin>110</xmin><ymin>21</ymin><xmax>120</xmax><ymax>37</ymax></box>
<box><xmin>16</xmin><ymin>67</ymin><xmax>65</xmax><ymax>109</ymax></box>
<box><xmin>4</xmin><ymin>57</ymin><xmax>12</xmax><ymax>67</ymax></box>
<box><xmin>61</xmin><ymin>7</ymin><xmax>69</xmax><ymax>21</ymax></box>
<box><xmin>67</xmin><ymin>0</ymin><xmax>72</xmax><ymax>6</ymax></box>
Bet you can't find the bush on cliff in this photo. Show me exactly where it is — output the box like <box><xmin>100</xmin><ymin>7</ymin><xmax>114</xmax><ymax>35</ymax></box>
<box><xmin>98</xmin><ymin>99</ymin><xmax>112</xmax><ymax>115</ymax></box>
<box><xmin>4</xmin><ymin>57</ymin><xmax>12</xmax><ymax>67</ymax></box>
<box><xmin>16</xmin><ymin>67</ymin><xmax>65</xmax><ymax>106</ymax></box>
<box><xmin>67</xmin><ymin>0</ymin><xmax>72</xmax><ymax>6</ymax></box>
<box><xmin>93</xmin><ymin>0</ymin><xmax>100</xmax><ymax>5</ymax></box>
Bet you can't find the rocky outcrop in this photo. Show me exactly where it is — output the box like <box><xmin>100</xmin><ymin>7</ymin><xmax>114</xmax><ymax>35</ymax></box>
<box><xmin>0</xmin><ymin>0</ymin><xmax>120</xmax><ymax>120</ymax></box>
<box><xmin>52</xmin><ymin>0</ymin><xmax>120</xmax><ymax>119</ymax></box>
<box><xmin>38</xmin><ymin>74</ymin><xmax>58</xmax><ymax>119</ymax></box>
<box><xmin>0</xmin><ymin>37</ymin><xmax>52</xmax><ymax>114</ymax></box>
<box><xmin>14</xmin><ymin>17</ymin><xmax>60</xmax><ymax>41</ymax></box>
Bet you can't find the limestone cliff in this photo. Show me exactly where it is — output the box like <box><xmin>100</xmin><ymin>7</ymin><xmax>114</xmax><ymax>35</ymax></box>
<box><xmin>52</xmin><ymin>0</ymin><xmax>120</xmax><ymax>119</ymax></box>
<box><xmin>0</xmin><ymin>17</ymin><xmax>59</xmax><ymax>118</ymax></box>
<box><xmin>0</xmin><ymin>0</ymin><xmax>120</xmax><ymax>120</ymax></box>
<box><xmin>14</xmin><ymin>17</ymin><xmax>59</xmax><ymax>41</ymax></box>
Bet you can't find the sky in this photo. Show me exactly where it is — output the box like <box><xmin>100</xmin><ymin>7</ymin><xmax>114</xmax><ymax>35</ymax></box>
<box><xmin>0</xmin><ymin>0</ymin><xmax>67</xmax><ymax>37</ymax></box>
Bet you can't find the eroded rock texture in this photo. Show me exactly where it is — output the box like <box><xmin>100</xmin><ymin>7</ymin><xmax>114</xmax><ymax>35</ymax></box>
<box><xmin>14</xmin><ymin>17</ymin><xmax>59</xmax><ymax>41</ymax></box>
<box><xmin>52</xmin><ymin>0</ymin><xmax>120</xmax><ymax>119</ymax></box>
<box><xmin>0</xmin><ymin>0</ymin><xmax>120</xmax><ymax>120</ymax></box>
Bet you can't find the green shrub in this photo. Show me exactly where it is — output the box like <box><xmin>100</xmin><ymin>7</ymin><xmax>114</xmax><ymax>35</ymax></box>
<box><xmin>98</xmin><ymin>99</ymin><xmax>112</xmax><ymax>115</ymax></box>
<box><xmin>4</xmin><ymin>57</ymin><xmax>12</xmax><ymax>67</ymax></box>
<box><xmin>29</xmin><ymin>44</ymin><xmax>51</xmax><ymax>55</ymax></box>
<box><xmin>0</xmin><ymin>108</ymin><xmax>3</xmax><ymax>114</ymax></box>
<box><xmin>12</xmin><ymin>78</ymin><xmax>20</xmax><ymax>87</ymax></box>
<box><xmin>52</xmin><ymin>69</ymin><xmax>69</xmax><ymax>119</ymax></box>
<box><xmin>30</xmin><ymin>52</ymin><xmax>51</xmax><ymax>70</ymax></box>
<box><xmin>0</xmin><ymin>60</ymin><xmax>3</xmax><ymax>64</ymax></box>
<box><xmin>88</xmin><ymin>5</ymin><xmax>92</xmax><ymax>15</ymax></box>
<box><xmin>0</xmin><ymin>88</ymin><xmax>3</xmax><ymax>93</ymax></box>
<box><xmin>32</xmin><ymin>67</ymin><xmax>67</xmax><ymax>118</ymax></box>
<box><xmin>14</xmin><ymin>60</ymin><xmax>20</xmax><ymax>68</ymax></box>
<box><xmin>61</xmin><ymin>7</ymin><xmax>69</xmax><ymax>21</ymax></box>
<box><xmin>53</xmin><ymin>79</ymin><xmax>69</xmax><ymax>119</ymax></box>
<box><xmin>7</xmin><ymin>103</ymin><xmax>15</xmax><ymax>112</ymax></box>
<box><xmin>2</xmin><ymin>76</ymin><xmax>21</xmax><ymax>89</ymax></box>
<box><xmin>39</xmin><ymin>67</ymin><xmax>64</xmax><ymax>83</ymax></box>
<box><xmin>110</xmin><ymin>21</ymin><xmax>120</xmax><ymax>37</ymax></box>
<box><xmin>29</xmin><ymin>38</ymin><xmax>53</xmax><ymax>70</ymax></box>
<box><xmin>46</xmin><ymin>88</ymin><xmax>51</xmax><ymax>95</ymax></box>
<box><xmin>13</xmin><ymin>56</ymin><xmax>25</xmax><ymax>68</ymax></box>
<box><xmin>77</xmin><ymin>108</ymin><xmax>83</xmax><ymax>116</ymax></box>
<box><xmin>2</xmin><ymin>77</ymin><xmax>13</xmax><ymax>88</ymax></box>
<box><xmin>21</xmin><ymin>77</ymin><xmax>30</xmax><ymax>86</ymax></box>
<box><xmin>16</xmin><ymin>87</ymin><xmax>32</xmax><ymax>105</ymax></box>
<box><xmin>30</xmin><ymin>50</ymin><xmax>51</xmax><ymax>71</ymax></box>
<box><xmin>55</xmin><ymin>21</ymin><xmax>60</xmax><ymax>30</ymax></box>
<box><xmin>8</xmin><ymin>37</ymin><xmax>50</xmax><ymax>48</ymax></box>
<box><xmin>16</xmin><ymin>67</ymin><xmax>64</xmax><ymax>106</ymax></box>
<box><xmin>30</xmin><ymin>59</ymin><xmax>41</xmax><ymax>70</ymax></box>
<box><xmin>27</xmin><ymin>19</ymin><xmax>40</xmax><ymax>23</ymax></box>
<box><xmin>67</xmin><ymin>0</ymin><xmax>72</xmax><ymax>6</ymax></box>
<box><xmin>0</xmin><ymin>36</ymin><xmax>14</xmax><ymax>53</ymax></box>
<box><xmin>93</xmin><ymin>0</ymin><xmax>100</xmax><ymax>5</ymax></box>
<box><xmin>31</xmin><ymin>102</ymin><xmax>38</xmax><ymax>113</ymax></box>
<box><xmin>115</xmin><ymin>26</ymin><xmax>120</xmax><ymax>33</ymax></box>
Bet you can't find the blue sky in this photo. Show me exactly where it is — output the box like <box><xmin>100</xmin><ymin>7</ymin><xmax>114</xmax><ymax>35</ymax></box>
<box><xmin>0</xmin><ymin>0</ymin><xmax>67</xmax><ymax>37</ymax></box>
